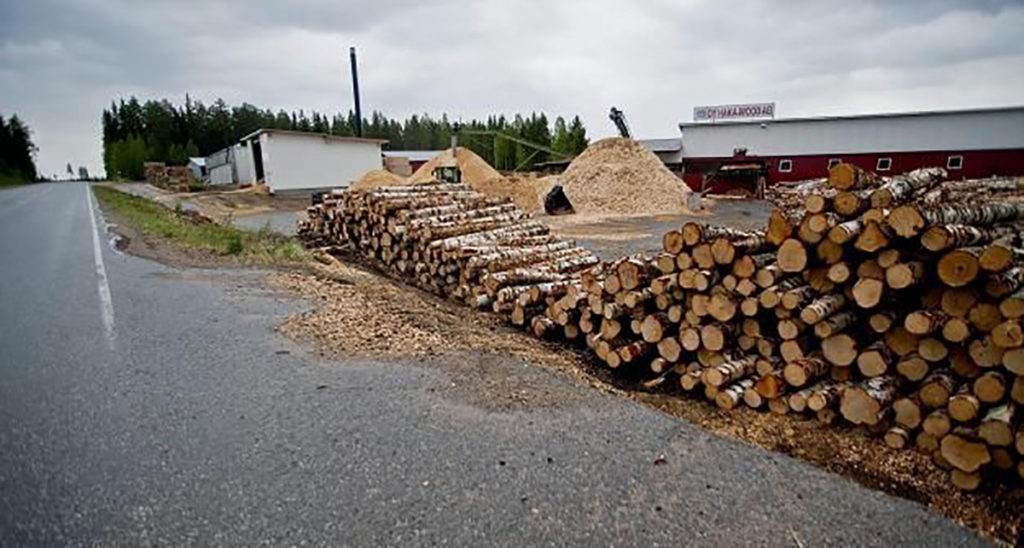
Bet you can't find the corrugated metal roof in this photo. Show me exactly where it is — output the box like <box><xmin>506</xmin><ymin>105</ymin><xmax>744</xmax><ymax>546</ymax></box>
<box><xmin>382</xmin><ymin>150</ymin><xmax>444</xmax><ymax>162</ymax></box>
<box><xmin>239</xmin><ymin>128</ymin><xmax>388</xmax><ymax>145</ymax></box>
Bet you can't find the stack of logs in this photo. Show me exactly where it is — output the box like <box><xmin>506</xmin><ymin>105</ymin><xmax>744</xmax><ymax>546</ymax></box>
<box><xmin>298</xmin><ymin>182</ymin><xmax>599</xmax><ymax>321</ymax></box>
<box><xmin>300</xmin><ymin>167</ymin><xmax>1024</xmax><ymax>492</ymax></box>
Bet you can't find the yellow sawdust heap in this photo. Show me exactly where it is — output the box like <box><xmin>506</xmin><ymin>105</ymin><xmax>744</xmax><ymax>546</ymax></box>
<box><xmin>472</xmin><ymin>174</ymin><xmax>560</xmax><ymax>213</ymax></box>
<box><xmin>350</xmin><ymin>169</ymin><xmax>405</xmax><ymax>191</ymax></box>
<box><xmin>408</xmin><ymin>147</ymin><xmax>501</xmax><ymax>185</ymax></box>
<box><xmin>560</xmin><ymin>137</ymin><xmax>691</xmax><ymax>215</ymax></box>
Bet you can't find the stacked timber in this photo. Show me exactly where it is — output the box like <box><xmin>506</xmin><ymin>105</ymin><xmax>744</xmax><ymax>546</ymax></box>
<box><xmin>576</xmin><ymin>166</ymin><xmax>1022</xmax><ymax>491</ymax></box>
<box><xmin>300</xmin><ymin>167</ymin><xmax>1024</xmax><ymax>492</ymax></box>
<box><xmin>298</xmin><ymin>182</ymin><xmax>599</xmax><ymax>323</ymax></box>
<box><xmin>706</xmin><ymin>164</ymin><xmax>1022</xmax><ymax>491</ymax></box>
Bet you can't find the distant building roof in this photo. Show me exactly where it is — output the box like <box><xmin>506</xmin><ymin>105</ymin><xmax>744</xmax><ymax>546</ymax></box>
<box><xmin>677</xmin><ymin>105</ymin><xmax>1024</xmax><ymax>158</ymax></box>
<box><xmin>188</xmin><ymin>157</ymin><xmax>206</xmax><ymax>166</ymax></box>
<box><xmin>382</xmin><ymin>150</ymin><xmax>444</xmax><ymax>162</ymax></box>
<box><xmin>239</xmin><ymin>128</ymin><xmax>388</xmax><ymax>145</ymax></box>
<box><xmin>639</xmin><ymin>138</ymin><xmax>682</xmax><ymax>152</ymax></box>
<box><xmin>678</xmin><ymin>105</ymin><xmax>1024</xmax><ymax>129</ymax></box>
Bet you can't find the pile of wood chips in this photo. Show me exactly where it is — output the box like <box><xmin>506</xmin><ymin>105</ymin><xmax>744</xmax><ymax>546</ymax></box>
<box><xmin>300</xmin><ymin>164</ymin><xmax>1024</xmax><ymax>494</ymax></box>
<box><xmin>558</xmin><ymin>137</ymin><xmax>693</xmax><ymax>215</ymax></box>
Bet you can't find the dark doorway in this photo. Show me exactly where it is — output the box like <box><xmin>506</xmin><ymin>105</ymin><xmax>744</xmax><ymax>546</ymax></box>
<box><xmin>251</xmin><ymin>139</ymin><xmax>265</xmax><ymax>182</ymax></box>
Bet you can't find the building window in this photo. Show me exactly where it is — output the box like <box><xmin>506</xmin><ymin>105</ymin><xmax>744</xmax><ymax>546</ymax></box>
<box><xmin>947</xmin><ymin>155</ymin><xmax>963</xmax><ymax>170</ymax></box>
<box><xmin>828</xmin><ymin>158</ymin><xmax>841</xmax><ymax>169</ymax></box>
<box><xmin>876</xmin><ymin>157</ymin><xmax>892</xmax><ymax>171</ymax></box>
<box><xmin>778</xmin><ymin>159</ymin><xmax>793</xmax><ymax>173</ymax></box>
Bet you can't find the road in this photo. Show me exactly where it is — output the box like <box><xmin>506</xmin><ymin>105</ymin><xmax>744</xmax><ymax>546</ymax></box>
<box><xmin>0</xmin><ymin>182</ymin><xmax>989</xmax><ymax>546</ymax></box>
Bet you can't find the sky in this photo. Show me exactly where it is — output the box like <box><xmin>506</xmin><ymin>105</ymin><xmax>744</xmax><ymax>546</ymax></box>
<box><xmin>1</xmin><ymin>0</ymin><xmax>1022</xmax><ymax>178</ymax></box>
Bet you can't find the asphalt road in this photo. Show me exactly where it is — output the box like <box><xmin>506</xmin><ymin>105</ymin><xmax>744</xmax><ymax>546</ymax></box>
<box><xmin>0</xmin><ymin>182</ymin><xmax>990</xmax><ymax>546</ymax></box>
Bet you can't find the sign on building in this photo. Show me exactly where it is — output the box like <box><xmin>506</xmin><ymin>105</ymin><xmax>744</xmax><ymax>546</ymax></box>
<box><xmin>694</xmin><ymin>103</ymin><xmax>775</xmax><ymax>121</ymax></box>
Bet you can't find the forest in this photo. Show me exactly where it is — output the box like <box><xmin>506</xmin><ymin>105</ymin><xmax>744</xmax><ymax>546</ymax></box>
<box><xmin>102</xmin><ymin>96</ymin><xmax>590</xmax><ymax>180</ymax></box>
<box><xmin>0</xmin><ymin>114</ymin><xmax>38</xmax><ymax>185</ymax></box>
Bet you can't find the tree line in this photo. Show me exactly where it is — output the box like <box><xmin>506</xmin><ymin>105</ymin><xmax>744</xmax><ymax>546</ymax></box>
<box><xmin>102</xmin><ymin>96</ymin><xmax>590</xmax><ymax>180</ymax></box>
<box><xmin>0</xmin><ymin>114</ymin><xmax>38</xmax><ymax>185</ymax></box>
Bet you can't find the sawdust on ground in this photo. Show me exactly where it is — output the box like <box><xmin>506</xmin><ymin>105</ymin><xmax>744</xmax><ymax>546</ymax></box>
<box><xmin>270</xmin><ymin>260</ymin><xmax>603</xmax><ymax>412</ymax></box>
<box><xmin>349</xmin><ymin>169</ymin><xmax>406</xmax><ymax>191</ymax></box>
<box><xmin>560</xmin><ymin>137</ymin><xmax>692</xmax><ymax>216</ymax></box>
<box><xmin>272</xmin><ymin>256</ymin><xmax>1022</xmax><ymax>545</ymax></box>
<box><xmin>408</xmin><ymin>146</ymin><xmax>502</xmax><ymax>185</ymax></box>
<box><xmin>271</xmin><ymin>259</ymin><xmax>588</xmax><ymax>373</ymax></box>
<box><xmin>135</xmin><ymin>183</ymin><xmax>308</xmax><ymax>222</ymax></box>
<box><xmin>632</xmin><ymin>392</ymin><xmax>1022</xmax><ymax>544</ymax></box>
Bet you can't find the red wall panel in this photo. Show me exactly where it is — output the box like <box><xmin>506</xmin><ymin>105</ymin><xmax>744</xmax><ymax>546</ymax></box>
<box><xmin>680</xmin><ymin>149</ymin><xmax>1024</xmax><ymax>189</ymax></box>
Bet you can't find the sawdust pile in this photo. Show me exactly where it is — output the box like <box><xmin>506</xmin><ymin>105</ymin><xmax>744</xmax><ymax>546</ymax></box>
<box><xmin>471</xmin><ymin>174</ymin><xmax>560</xmax><ymax>213</ymax></box>
<box><xmin>404</xmin><ymin>147</ymin><xmax>557</xmax><ymax>211</ymax></box>
<box><xmin>349</xmin><ymin>169</ymin><xmax>405</xmax><ymax>191</ymax></box>
<box><xmin>408</xmin><ymin>147</ymin><xmax>501</xmax><ymax>185</ymax></box>
<box><xmin>560</xmin><ymin>138</ymin><xmax>691</xmax><ymax>215</ymax></box>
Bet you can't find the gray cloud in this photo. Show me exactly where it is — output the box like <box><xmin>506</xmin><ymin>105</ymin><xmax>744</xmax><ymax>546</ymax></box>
<box><xmin>1</xmin><ymin>0</ymin><xmax>1021</xmax><ymax>177</ymax></box>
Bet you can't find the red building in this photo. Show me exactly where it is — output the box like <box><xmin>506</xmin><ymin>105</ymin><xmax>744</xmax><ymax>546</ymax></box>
<box><xmin>645</xmin><ymin>106</ymin><xmax>1024</xmax><ymax>193</ymax></box>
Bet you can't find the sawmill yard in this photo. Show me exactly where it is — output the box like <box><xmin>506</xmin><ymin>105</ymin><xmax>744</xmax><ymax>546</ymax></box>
<box><xmin>91</xmin><ymin>135</ymin><xmax>1024</xmax><ymax>544</ymax></box>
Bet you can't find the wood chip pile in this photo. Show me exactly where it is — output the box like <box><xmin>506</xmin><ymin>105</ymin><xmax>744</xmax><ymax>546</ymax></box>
<box><xmin>300</xmin><ymin>163</ymin><xmax>1024</xmax><ymax>493</ymax></box>
<box><xmin>558</xmin><ymin>137</ymin><xmax>693</xmax><ymax>215</ymax></box>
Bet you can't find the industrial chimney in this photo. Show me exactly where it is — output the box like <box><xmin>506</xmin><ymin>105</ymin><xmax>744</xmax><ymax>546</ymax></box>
<box><xmin>349</xmin><ymin>46</ymin><xmax>363</xmax><ymax>137</ymax></box>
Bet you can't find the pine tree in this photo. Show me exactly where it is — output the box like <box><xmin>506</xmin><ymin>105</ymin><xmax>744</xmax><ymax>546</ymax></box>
<box><xmin>0</xmin><ymin>115</ymin><xmax>38</xmax><ymax>183</ymax></box>
<box><xmin>98</xmin><ymin>96</ymin><xmax>591</xmax><ymax>176</ymax></box>
<box><xmin>568</xmin><ymin>116</ymin><xmax>589</xmax><ymax>154</ymax></box>
<box><xmin>552</xmin><ymin>116</ymin><xmax>570</xmax><ymax>155</ymax></box>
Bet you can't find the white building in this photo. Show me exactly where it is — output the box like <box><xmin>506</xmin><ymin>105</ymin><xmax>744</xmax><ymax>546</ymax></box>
<box><xmin>237</xmin><ymin>129</ymin><xmax>386</xmax><ymax>193</ymax></box>
<box><xmin>187</xmin><ymin>157</ymin><xmax>206</xmax><ymax>181</ymax></box>
<box><xmin>233</xmin><ymin>142</ymin><xmax>253</xmax><ymax>185</ymax></box>
<box><xmin>204</xmin><ymin>148</ymin><xmax>235</xmax><ymax>185</ymax></box>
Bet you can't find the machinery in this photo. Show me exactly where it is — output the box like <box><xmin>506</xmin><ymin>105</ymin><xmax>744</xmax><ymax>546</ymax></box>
<box><xmin>450</xmin><ymin>126</ymin><xmax>578</xmax><ymax>214</ymax></box>
<box><xmin>432</xmin><ymin>127</ymin><xmax>463</xmax><ymax>183</ymax></box>
<box><xmin>431</xmin><ymin>164</ymin><xmax>461</xmax><ymax>183</ymax></box>
<box><xmin>543</xmin><ymin>184</ymin><xmax>574</xmax><ymax>215</ymax></box>
<box><xmin>609</xmin><ymin>107</ymin><xmax>632</xmax><ymax>139</ymax></box>
<box><xmin>703</xmin><ymin>158</ymin><xmax>768</xmax><ymax>198</ymax></box>
<box><xmin>455</xmin><ymin>127</ymin><xmax>574</xmax><ymax>172</ymax></box>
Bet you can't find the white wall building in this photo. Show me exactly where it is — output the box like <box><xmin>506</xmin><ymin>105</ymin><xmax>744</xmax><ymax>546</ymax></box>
<box><xmin>238</xmin><ymin>129</ymin><xmax>386</xmax><ymax>193</ymax></box>
<box><xmin>233</xmin><ymin>142</ymin><xmax>253</xmax><ymax>185</ymax></box>
<box><xmin>187</xmin><ymin>157</ymin><xmax>206</xmax><ymax>181</ymax></box>
<box><xmin>205</xmin><ymin>147</ymin><xmax>235</xmax><ymax>185</ymax></box>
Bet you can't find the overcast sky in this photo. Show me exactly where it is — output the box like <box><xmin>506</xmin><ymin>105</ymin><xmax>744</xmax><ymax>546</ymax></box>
<box><xmin>2</xmin><ymin>0</ymin><xmax>1022</xmax><ymax>177</ymax></box>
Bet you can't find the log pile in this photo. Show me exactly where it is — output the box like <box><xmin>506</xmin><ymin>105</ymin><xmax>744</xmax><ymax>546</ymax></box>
<box><xmin>298</xmin><ymin>182</ymin><xmax>599</xmax><ymax>324</ymax></box>
<box><xmin>300</xmin><ymin>167</ymin><xmax>1024</xmax><ymax>493</ymax></box>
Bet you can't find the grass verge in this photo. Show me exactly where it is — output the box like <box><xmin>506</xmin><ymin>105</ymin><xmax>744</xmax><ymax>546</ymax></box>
<box><xmin>0</xmin><ymin>172</ymin><xmax>30</xmax><ymax>188</ymax></box>
<box><xmin>93</xmin><ymin>185</ymin><xmax>309</xmax><ymax>264</ymax></box>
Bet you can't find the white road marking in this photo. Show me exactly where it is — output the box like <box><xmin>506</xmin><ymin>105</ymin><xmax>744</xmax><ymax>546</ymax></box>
<box><xmin>86</xmin><ymin>184</ymin><xmax>116</xmax><ymax>349</ymax></box>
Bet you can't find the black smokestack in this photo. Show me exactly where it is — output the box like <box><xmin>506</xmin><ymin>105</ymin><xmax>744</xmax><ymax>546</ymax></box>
<box><xmin>349</xmin><ymin>46</ymin><xmax>362</xmax><ymax>137</ymax></box>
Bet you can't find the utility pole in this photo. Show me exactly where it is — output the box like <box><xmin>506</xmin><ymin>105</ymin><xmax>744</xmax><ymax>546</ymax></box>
<box><xmin>349</xmin><ymin>46</ymin><xmax>363</xmax><ymax>137</ymax></box>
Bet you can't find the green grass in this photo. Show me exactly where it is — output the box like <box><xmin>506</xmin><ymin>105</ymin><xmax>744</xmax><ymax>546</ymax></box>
<box><xmin>0</xmin><ymin>172</ymin><xmax>30</xmax><ymax>188</ymax></box>
<box><xmin>93</xmin><ymin>185</ymin><xmax>309</xmax><ymax>264</ymax></box>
